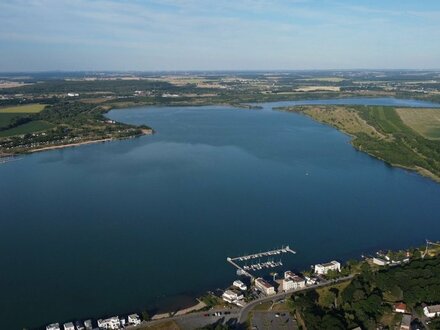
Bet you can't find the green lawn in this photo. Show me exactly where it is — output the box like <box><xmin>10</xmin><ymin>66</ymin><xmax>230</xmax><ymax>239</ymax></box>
<box><xmin>0</xmin><ymin>120</ymin><xmax>54</xmax><ymax>137</ymax></box>
<box><xmin>0</xmin><ymin>103</ymin><xmax>46</xmax><ymax>113</ymax></box>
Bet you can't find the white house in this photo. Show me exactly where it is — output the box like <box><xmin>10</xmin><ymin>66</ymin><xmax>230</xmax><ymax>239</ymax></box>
<box><xmin>97</xmin><ymin>316</ymin><xmax>120</xmax><ymax>329</ymax></box>
<box><xmin>222</xmin><ymin>289</ymin><xmax>244</xmax><ymax>303</ymax></box>
<box><xmin>255</xmin><ymin>278</ymin><xmax>276</xmax><ymax>295</ymax></box>
<box><xmin>233</xmin><ymin>280</ymin><xmax>247</xmax><ymax>291</ymax></box>
<box><xmin>372</xmin><ymin>257</ymin><xmax>388</xmax><ymax>266</ymax></box>
<box><xmin>314</xmin><ymin>261</ymin><xmax>341</xmax><ymax>275</ymax></box>
<box><xmin>46</xmin><ymin>323</ymin><xmax>61</xmax><ymax>330</ymax></box>
<box><xmin>67</xmin><ymin>92</ymin><xmax>79</xmax><ymax>97</ymax></box>
<box><xmin>63</xmin><ymin>322</ymin><xmax>75</xmax><ymax>330</ymax></box>
<box><xmin>127</xmin><ymin>313</ymin><xmax>141</xmax><ymax>326</ymax></box>
<box><xmin>424</xmin><ymin>304</ymin><xmax>440</xmax><ymax>318</ymax></box>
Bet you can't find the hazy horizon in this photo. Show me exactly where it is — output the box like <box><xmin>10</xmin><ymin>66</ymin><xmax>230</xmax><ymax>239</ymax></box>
<box><xmin>1</xmin><ymin>0</ymin><xmax>440</xmax><ymax>72</ymax></box>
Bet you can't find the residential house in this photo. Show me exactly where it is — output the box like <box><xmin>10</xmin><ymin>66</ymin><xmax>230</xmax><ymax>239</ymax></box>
<box><xmin>127</xmin><ymin>313</ymin><xmax>141</xmax><ymax>326</ymax></box>
<box><xmin>46</xmin><ymin>324</ymin><xmax>60</xmax><ymax>330</ymax></box>
<box><xmin>424</xmin><ymin>304</ymin><xmax>440</xmax><ymax>318</ymax></box>
<box><xmin>97</xmin><ymin>316</ymin><xmax>120</xmax><ymax>329</ymax></box>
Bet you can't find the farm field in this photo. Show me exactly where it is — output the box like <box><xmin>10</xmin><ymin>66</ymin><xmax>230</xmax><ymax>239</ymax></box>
<box><xmin>0</xmin><ymin>103</ymin><xmax>46</xmax><ymax>113</ymax></box>
<box><xmin>396</xmin><ymin>107</ymin><xmax>440</xmax><ymax>140</ymax></box>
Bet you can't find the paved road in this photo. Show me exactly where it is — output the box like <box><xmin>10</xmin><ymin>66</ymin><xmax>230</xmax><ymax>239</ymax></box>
<box><xmin>130</xmin><ymin>307</ymin><xmax>240</xmax><ymax>329</ymax></box>
<box><xmin>238</xmin><ymin>275</ymin><xmax>354</xmax><ymax>323</ymax></box>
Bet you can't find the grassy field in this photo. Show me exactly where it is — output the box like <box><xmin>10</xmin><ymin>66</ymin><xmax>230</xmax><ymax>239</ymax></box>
<box><xmin>396</xmin><ymin>107</ymin><xmax>440</xmax><ymax>140</ymax></box>
<box><xmin>281</xmin><ymin>105</ymin><xmax>440</xmax><ymax>182</ymax></box>
<box><xmin>0</xmin><ymin>113</ymin><xmax>25</xmax><ymax>129</ymax></box>
<box><xmin>0</xmin><ymin>103</ymin><xmax>46</xmax><ymax>113</ymax></box>
<box><xmin>316</xmin><ymin>281</ymin><xmax>351</xmax><ymax>308</ymax></box>
<box><xmin>0</xmin><ymin>104</ymin><xmax>48</xmax><ymax>136</ymax></box>
<box><xmin>0</xmin><ymin>120</ymin><xmax>54</xmax><ymax>137</ymax></box>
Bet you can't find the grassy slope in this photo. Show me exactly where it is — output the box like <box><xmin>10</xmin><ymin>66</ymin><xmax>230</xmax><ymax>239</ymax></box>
<box><xmin>0</xmin><ymin>120</ymin><xmax>54</xmax><ymax>137</ymax></box>
<box><xmin>281</xmin><ymin>105</ymin><xmax>440</xmax><ymax>182</ymax></box>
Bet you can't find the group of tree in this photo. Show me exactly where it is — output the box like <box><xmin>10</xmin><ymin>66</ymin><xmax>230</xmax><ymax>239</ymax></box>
<box><xmin>288</xmin><ymin>255</ymin><xmax>440</xmax><ymax>329</ymax></box>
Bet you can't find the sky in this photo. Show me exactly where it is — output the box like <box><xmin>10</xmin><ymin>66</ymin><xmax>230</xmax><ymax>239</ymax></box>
<box><xmin>0</xmin><ymin>0</ymin><xmax>440</xmax><ymax>71</ymax></box>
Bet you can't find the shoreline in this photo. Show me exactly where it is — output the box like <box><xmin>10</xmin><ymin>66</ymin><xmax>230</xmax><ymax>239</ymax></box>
<box><xmin>276</xmin><ymin>106</ymin><xmax>440</xmax><ymax>184</ymax></box>
<box><xmin>36</xmin><ymin>238</ymin><xmax>437</xmax><ymax>330</ymax></box>
<box><xmin>1</xmin><ymin>129</ymin><xmax>154</xmax><ymax>158</ymax></box>
<box><xmin>28</xmin><ymin>138</ymin><xmax>114</xmax><ymax>153</ymax></box>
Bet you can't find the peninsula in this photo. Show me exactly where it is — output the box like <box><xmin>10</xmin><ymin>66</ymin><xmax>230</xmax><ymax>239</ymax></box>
<box><xmin>279</xmin><ymin>105</ymin><xmax>440</xmax><ymax>182</ymax></box>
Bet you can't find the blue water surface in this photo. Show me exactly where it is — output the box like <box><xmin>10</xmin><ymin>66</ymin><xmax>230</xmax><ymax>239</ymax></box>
<box><xmin>0</xmin><ymin>98</ymin><xmax>439</xmax><ymax>329</ymax></box>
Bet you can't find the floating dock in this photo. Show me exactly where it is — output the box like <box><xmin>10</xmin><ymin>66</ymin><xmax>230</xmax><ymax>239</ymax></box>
<box><xmin>227</xmin><ymin>245</ymin><xmax>296</xmax><ymax>279</ymax></box>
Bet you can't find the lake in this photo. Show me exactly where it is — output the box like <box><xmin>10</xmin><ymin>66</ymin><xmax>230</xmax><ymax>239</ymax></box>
<box><xmin>1</xmin><ymin>98</ymin><xmax>440</xmax><ymax>329</ymax></box>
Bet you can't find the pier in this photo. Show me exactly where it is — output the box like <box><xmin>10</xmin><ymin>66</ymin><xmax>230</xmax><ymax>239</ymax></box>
<box><xmin>227</xmin><ymin>245</ymin><xmax>296</xmax><ymax>279</ymax></box>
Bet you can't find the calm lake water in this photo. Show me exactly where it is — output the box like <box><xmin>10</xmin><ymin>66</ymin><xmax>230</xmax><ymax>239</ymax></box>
<box><xmin>1</xmin><ymin>98</ymin><xmax>440</xmax><ymax>329</ymax></box>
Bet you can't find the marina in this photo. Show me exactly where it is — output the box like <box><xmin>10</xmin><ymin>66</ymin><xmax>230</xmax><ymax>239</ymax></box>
<box><xmin>227</xmin><ymin>245</ymin><xmax>296</xmax><ymax>278</ymax></box>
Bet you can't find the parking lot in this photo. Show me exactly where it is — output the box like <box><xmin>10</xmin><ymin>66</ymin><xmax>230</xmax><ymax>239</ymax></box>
<box><xmin>251</xmin><ymin>311</ymin><xmax>298</xmax><ymax>330</ymax></box>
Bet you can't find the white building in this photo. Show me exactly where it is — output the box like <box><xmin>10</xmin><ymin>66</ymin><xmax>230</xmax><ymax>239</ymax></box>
<box><xmin>304</xmin><ymin>276</ymin><xmax>317</xmax><ymax>285</ymax></box>
<box><xmin>222</xmin><ymin>289</ymin><xmax>244</xmax><ymax>303</ymax></box>
<box><xmin>46</xmin><ymin>323</ymin><xmax>61</xmax><ymax>330</ymax></box>
<box><xmin>97</xmin><ymin>316</ymin><xmax>120</xmax><ymax>329</ymax></box>
<box><xmin>255</xmin><ymin>277</ymin><xmax>276</xmax><ymax>295</ymax></box>
<box><xmin>84</xmin><ymin>320</ymin><xmax>93</xmax><ymax>330</ymax></box>
<box><xmin>67</xmin><ymin>92</ymin><xmax>79</xmax><ymax>97</ymax></box>
<box><xmin>283</xmin><ymin>271</ymin><xmax>306</xmax><ymax>290</ymax></box>
<box><xmin>372</xmin><ymin>257</ymin><xmax>388</xmax><ymax>266</ymax></box>
<box><xmin>233</xmin><ymin>280</ymin><xmax>247</xmax><ymax>291</ymax></box>
<box><xmin>424</xmin><ymin>304</ymin><xmax>440</xmax><ymax>318</ymax></box>
<box><xmin>63</xmin><ymin>322</ymin><xmax>75</xmax><ymax>330</ymax></box>
<box><xmin>314</xmin><ymin>261</ymin><xmax>341</xmax><ymax>275</ymax></box>
<box><xmin>282</xmin><ymin>278</ymin><xmax>296</xmax><ymax>291</ymax></box>
<box><xmin>127</xmin><ymin>313</ymin><xmax>141</xmax><ymax>326</ymax></box>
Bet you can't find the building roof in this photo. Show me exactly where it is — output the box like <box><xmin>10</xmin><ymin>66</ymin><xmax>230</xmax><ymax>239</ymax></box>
<box><xmin>427</xmin><ymin>304</ymin><xmax>440</xmax><ymax>313</ymax></box>
<box><xmin>317</xmin><ymin>260</ymin><xmax>340</xmax><ymax>268</ymax></box>
<box><xmin>401</xmin><ymin>314</ymin><xmax>412</xmax><ymax>326</ymax></box>
<box><xmin>285</xmin><ymin>271</ymin><xmax>295</xmax><ymax>277</ymax></box>
<box><xmin>256</xmin><ymin>278</ymin><xmax>273</xmax><ymax>289</ymax></box>
<box><xmin>394</xmin><ymin>302</ymin><xmax>407</xmax><ymax>311</ymax></box>
<box><xmin>291</xmin><ymin>275</ymin><xmax>305</xmax><ymax>282</ymax></box>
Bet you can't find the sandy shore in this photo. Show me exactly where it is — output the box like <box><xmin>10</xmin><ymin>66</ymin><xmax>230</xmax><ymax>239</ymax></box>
<box><xmin>29</xmin><ymin>138</ymin><xmax>114</xmax><ymax>153</ymax></box>
<box><xmin>27</xmin><ymin>129</ymin><xmax>153</xmax><ymax>154</ymax></box>
<box><xmin>174</xmin><ymin>300</ymin><xmax>207</xmax><ymax>316</ymax></box>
